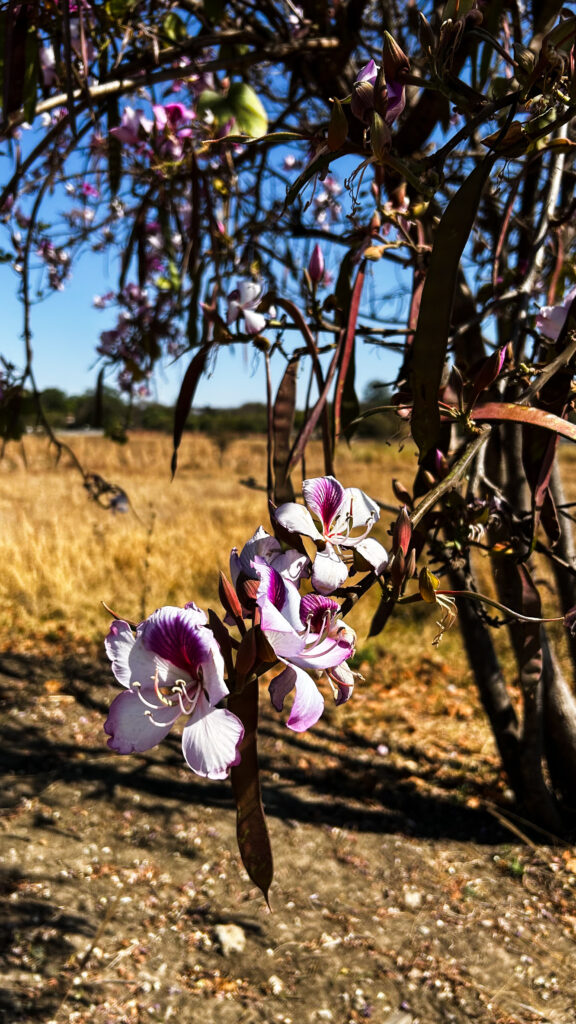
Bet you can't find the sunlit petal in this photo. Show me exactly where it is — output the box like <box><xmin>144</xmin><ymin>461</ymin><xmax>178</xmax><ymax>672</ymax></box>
<box><xmin>181</xmin><ymin>692</ymin><xmax>244</xmax><ymax>779</ymax></box>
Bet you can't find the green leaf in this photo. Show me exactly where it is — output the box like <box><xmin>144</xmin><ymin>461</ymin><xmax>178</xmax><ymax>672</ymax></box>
<box><xmin>227</xmin><ymin>82</ymin><xmax>268</xmax><ymax>138</ymax></box>
<box><xmin>163</xmin><ymin>12</ymin><xmax>187</xmax><ymax>42</ymax></box>
<box><xmin>410</xmin><ymin>155</ymin><xmax>496</xmax><ymax>461</ymax></box>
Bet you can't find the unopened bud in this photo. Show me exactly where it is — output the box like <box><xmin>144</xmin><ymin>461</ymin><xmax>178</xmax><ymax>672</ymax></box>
<box><xmin>351</xmin><ymin>79</ymin><xmax>374</xmax><ymax>122</ymax></box>
<box><xmin>327</xmin><ymin>96</ymin><xmax>349</xmax><ymax>150</ymax></box>
<box><xmin>373</xmin><ymin>66</ymin><xmax>389</xmax><ymax>119</ymax></box>
<box><xmin>418</xmin><ymin>11</ymin><xmax>436</xmax><ymax>56</ymax></box>
<box><xmin>369</xmin><ymin>110</ymin><xmax>391</xmax><ymax>162</ymax></box>
<box><xmin>308</xmin><ymin>242</ymin><xmax>325</xmax><ymax>284</ymax></box>
<box><xmin>382</xmin><ymin>30</ymin><xmax>410</xmax><ymax>82</ymax></box>
<box><xmin>393</xmin><ymin>505</ymin><xmax>412</xmax><ymax>556</ymax></box>
<box><xmin>419</xmin><ymin>566</ymin><xmax>440</xmax><ymax>603</ymax></box>
<box><xmin>390</xmin><ymin>548</ymin><xmax>406</xmax><ymax>590</ymax></box>
<box><xmin>392</xmin><ymin>479</ymin><xmax>413</xmax><ymax>508</ymax></box>
<box><xmin>514</xmin><ymin>44</ymin><xmax>537</xmax><ymax>76</ymax></box>
<box><xmin>405</xmin><ymin>548</ymin><xmax>417</xmax><ymax>579</ymax></box>
<box><xmin>219</xmin><ymin>570</ymin><xmax>243</xmax><ymax>621</ymax></box>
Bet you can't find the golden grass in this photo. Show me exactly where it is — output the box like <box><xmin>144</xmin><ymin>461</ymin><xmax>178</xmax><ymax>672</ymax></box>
<box><xmin>0</xmin><ymin>430</ymin><xmax>437</xmax><ymax>658</ymax></box>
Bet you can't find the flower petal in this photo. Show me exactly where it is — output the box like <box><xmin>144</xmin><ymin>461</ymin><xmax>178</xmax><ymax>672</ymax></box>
<box><xmin>270</xmin><ymin>663</ymin><xmax>324</xmax><ymax>732</ymax></box>
<box><xmin>302</xmin><ymin>476</ymin><xmax>345</xmax><ymax>534</ymax></box>
<box><xmin>353</xmin><ymin>537</ymin><xmax>389</xmax><ymax>574</ymax></box>
<box><xmin>105</xmin><ymin>620</ymin><xmax>155</xmax><ymax>690</ymax></box>
<box><xmin>274</xmin><ymin>502</ymin><xmax>323</xmax><ymax>542</ymax></box>
<box><xmin>104</xmin><ymin>690</ymin><xmax>175</xmax><ymax>753</ymax></box>
<box><xmin>238</xmin><ymin>280</ymin><xmax>262</xmax><ymax>307</ymax></box>
<box><xmin>310</xmin><ymin>547</ymin><xmax>349</xmax><ymax>595</ymax></box>
<box><xmin>242</xmin><ymin>308</ymin><xmax>267</xmax><ymax>335</ymax></box>
<box><xmin>181</xmin><ymin>692</ymin><xmax>244</xmax><ymax>779</ymax></box>
<box><xmin>332</xmin><ymin>486</ymin><xmax>380</xmax><ymax>539</ymax></box>
<box><xmin>142</xmin><ymin>606</ymin><xmax>212</xmax><ymax>676</ymax></box>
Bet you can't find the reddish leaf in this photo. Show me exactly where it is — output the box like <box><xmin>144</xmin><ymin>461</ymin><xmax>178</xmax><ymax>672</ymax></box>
<box><xmin>334</xmin><ymin>262</ymin><xmax>365</xmax><ymax>442</ymax></box>
<box><xmin>272</xmin><ymin>356</ymin><xmax>299</xmax><ymax>503</ymax></box>
<box><xmin>472</xmin><ymin>402</ymin><xmax>576</xmax><ymax>442</ymax></box>
<box><xmin>228</xmin><ymin>679</ymin><xmax>273</xmax><ymax>903</ymax></box>
<box><xmin>171</xmin><ymin>346</ymin><xmax>210</xmax><ymax>477</ymax></box>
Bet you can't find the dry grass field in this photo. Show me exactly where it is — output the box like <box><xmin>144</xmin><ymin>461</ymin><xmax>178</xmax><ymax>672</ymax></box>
<box><xmin>0</xmin><ymin>430</ymin><xmax>434</xmax><ymax>659</ymax></box>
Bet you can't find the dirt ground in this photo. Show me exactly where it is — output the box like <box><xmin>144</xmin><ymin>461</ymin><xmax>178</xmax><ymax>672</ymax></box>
<box><xmin>1</xmin><ymin>648</ymin><xmax>576</xmax><ymax>1024</ymax></box>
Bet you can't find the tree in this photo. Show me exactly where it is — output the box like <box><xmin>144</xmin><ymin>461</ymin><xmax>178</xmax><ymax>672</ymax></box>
<box><xmin>2</xmin><ymin>0</ymin><xmax>576</xmax><ymax>895</ymax></box>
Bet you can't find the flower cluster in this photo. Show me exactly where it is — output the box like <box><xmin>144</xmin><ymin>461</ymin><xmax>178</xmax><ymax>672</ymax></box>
<box><xmin>104</xmin><ymin>475</ymin><xmax>388</xmax><ymax>778</ymax></box>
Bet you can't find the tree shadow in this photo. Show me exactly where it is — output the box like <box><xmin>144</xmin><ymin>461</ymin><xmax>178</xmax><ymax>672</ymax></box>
<box><xmin>0</xmin><ymin>651</ymin><xmax>508</xmax><ymax>844</ymax></box>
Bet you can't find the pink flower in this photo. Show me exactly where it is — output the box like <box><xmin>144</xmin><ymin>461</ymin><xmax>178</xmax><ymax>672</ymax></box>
<box><xmin>104</xmin><ymin>605</ymin><xmax>244</xmax><ymax>779</ymax></box>
<box><xmin>536</xmin><ymin>286</ymin><xmax>576</xmax><ymax>341</ymax></box>
<box><xmin>308</xmin><ymin>243</ymin><xmax>325</xmax><ymax>284</ymax></box>
<box><xmin>351</xmin><ymin>60</ymin><xmax>405</xmax><ymax>125</ymax></box>
<box><xmin>254</xmin><ymin>560</ymin><xmax>356</xmax><ymax>731</ymax></box>
<box><xmin>227</xmin><ymin>281</ymin><xmax>267</xmax><ymax>335</ymax></box>
<box><xmin>110</xmin><ymin>106</ymin><xmax>153</xmax><ymax>147</ymax></box>
<box><xmin>274</xmin><ymin>476</ymin><xmax>388</xmax><ymax>594</ymax></box>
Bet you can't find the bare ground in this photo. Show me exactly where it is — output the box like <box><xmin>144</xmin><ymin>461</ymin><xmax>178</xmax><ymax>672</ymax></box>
<box><xmin>1</xmin><ymin>649</ymin><xmax>576</xmax><ymax>1024</ymax></box>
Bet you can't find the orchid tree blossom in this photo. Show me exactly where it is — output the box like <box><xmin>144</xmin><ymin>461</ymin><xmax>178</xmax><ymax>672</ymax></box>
<box><xmin>350</xmin><ymin>59</ymin><xmax>405</xmax><ymax>125</ymax></box>
<box><xmin>152</xmin><ymin>102</ymin><xmax>195</xmax><ymax>160</ymax></box>
<box><xmin>254</xmin><ymin>558</ymin><xmax>356</xmax><ymax>731</ymax></box>
<box><xmin>274</xmin><ymin>476</ymin><xmax>388</xmax><ymax>594</ymax></box>
<box><xmin>104</xmin><ymin>604</ymin><xmax>244</xmax><ymax>779</ymax></box>
<box><xmin>230</xmin><ymin>526</ymin><xmax>308</xmax><ymax>591</ymax></box>
<box><xmin>110</xmin><ymin>106</ymin><xmax>153</xmax><ymax>148</ymax></box>
<box><xmin>536</xmin><ymin>285</ymin><xmax>576</xmax><ymax>341</ymax></box>
<box><xmin>227</xmin><ymin>281</ymin><xmax>268</xmax><ymax>335</ymax></box>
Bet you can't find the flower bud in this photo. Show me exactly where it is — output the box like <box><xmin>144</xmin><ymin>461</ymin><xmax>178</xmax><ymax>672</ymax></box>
<box><xmin>419</xmin><ymin>566</ymin><xmax>439</xmax><ymax>603</ymax></box>
<box><xmin>390</xmin><ymin>548</ymin><xmax>406</xmax><ymax>590</ymax></box>
<box><xmin>382</xmin><ymin>31</ymin><xmax>410</xmax><ymax>82</ymax></box>
<box><xmin>308</xmin><ymin>243</ymin><xmax>325</xmax><ymax>284</ymax></box>
<box><xmin>392</xmin><ymin>478</ymin><xmax>413</xmax><ymax>508</ymax></box>
<box><xmin>418</xmin><ymin>12</ymin><xmax>436</xmax><ymax>56</ymax></box>
<box><xmin>219</xmin><ymin>570</ymin><xmax>244</xmax><ymax>621</ymax></box>
<box><xmin>393</xmin><ymin>505</ymin><xmax>412</xmax><ymax>556</ymax></box>
<box><xmin>514</xmin><ymin>44</ymin><xmax>537</xmax><ymax>76</ymax></box>
<box><xmin>369</xmin><ymin>110</ymin><xmax>391</xmax><ymax>162</ymax></box>
<box><xmin>351</xmin><ymin>79</ymin><xmax>374</xmax><ymax>123</ymax></box>
<box><xmin>468</xmin><ymin>345</ymin><xmax>507</xmax><ymax>410</ymax></box>
<box><xmin>327</xmin><ymin>96</ymin><xmax>349</xmax><ymax>150</ymax></box>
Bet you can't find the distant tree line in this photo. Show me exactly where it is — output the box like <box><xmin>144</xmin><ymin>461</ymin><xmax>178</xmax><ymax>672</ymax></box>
<box><xmin>21</xmin><ymin>384</ymin><xmax>397</xmax><ymax>443</ymax></box>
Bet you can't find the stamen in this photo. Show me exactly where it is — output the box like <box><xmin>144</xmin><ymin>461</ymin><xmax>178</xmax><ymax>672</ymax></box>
<box><xmin>153</xmin><ymin>668</ymin><xmax>174</xmax><ymax>706</ymax></box>
<box><xmin>143</xmin><ymin>708</ymin><xmax>181</xmax><ymax>727</ymax></box>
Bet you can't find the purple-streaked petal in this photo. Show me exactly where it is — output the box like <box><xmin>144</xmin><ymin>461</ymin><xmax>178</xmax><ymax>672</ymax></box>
<box><xmin>105</xmin><ymin>620</ymin><xmax>155</xmax><ymax>690</ymax></box>
<box><xmin>310</xmin><ymin>547</ymin><xmax>349</xmax><ymax>595</ymax></box>
<box><xmin>268</xmin><ymin>663</ymin><xmax>323</xmax><ymax>737</ymax></box>
<box><xmin>104</xmin><ymin>690</ymin><xmax>175</xmax><ymax>753</ymax></box>
<box><xmin>353</xmin><ymin>537</ymin><xmax>389</xmax><ymax>573</ymax></box>
<box><xmin>302</xmin><ymin>476</ymin><xmax>345</xmax><ymax>534</ymax></box>
<box><xmin>142</xmin><ymin>606</ymin><xmax>211</xmax><ymax>676</ymax></box>
<box><xmin>300</xmin><ymin>593</ymin><xmax>339</xmax><ymax>630</ymax></box>
<box><xmin>181</xmin><ymin>692</ymin><xmax>244</xmax><ymax>779</ymax></box>
<box><xmin>274</xmin><ymin>502</ymin><xmax>323</xmax><ymax>542</ymax></box>
<box><xmin>243</xmin><ymin>308</ymin><xmax>267</xmax><ymax>335</ymax></box>
<box><xmin>253</xmin><ymin>558</ymin><xmax>286</xmax><ymax>611</ymax></box>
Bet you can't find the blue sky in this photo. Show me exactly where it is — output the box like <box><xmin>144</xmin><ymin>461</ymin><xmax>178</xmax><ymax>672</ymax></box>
<box><xmin>0</xmin><ymin>242</ymin><xmax>404</xmax><ymax>409</ymax></box>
